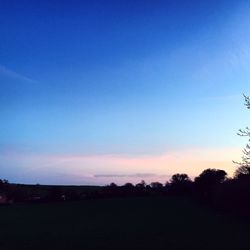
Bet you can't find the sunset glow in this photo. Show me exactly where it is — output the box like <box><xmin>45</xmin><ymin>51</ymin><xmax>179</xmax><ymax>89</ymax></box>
<box><xmin>1</xmin><ymin>0</ymin><xmax>250</xmax><ymax>184</ymax></box>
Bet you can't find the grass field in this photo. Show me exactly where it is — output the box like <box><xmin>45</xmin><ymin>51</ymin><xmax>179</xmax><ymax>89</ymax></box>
<box><xmin>0</xmin><ymin>196</ymin><xmax>249</xmax><ymax>250</ymax></box>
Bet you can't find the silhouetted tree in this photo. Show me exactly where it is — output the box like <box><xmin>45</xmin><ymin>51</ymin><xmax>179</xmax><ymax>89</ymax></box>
<box><xmin>195</xmin><ymin>169</ymin><xmax>227</xmax><ymax>186</ymax></box>
<box><xmin>194</xmin><ymin>168</ymin><xmax>227</xmax><ymax>201</ymax></box>
<box><xmin>234</xmin><ymin>165</ymin><xmax>250</xmax><ymax>179</ymax></box>
<box><xmin>122</xmin><ymin>183</ymin><xmax>134</xmax><ymax>194</ymax></box>
<box><xmin>103</xmin><ymin>182</ymin><xmax>119</xmax><ymax>197</ymax></box>
<box><xmin>123</xmin><ymin>182</ymin><xmax>134</xmax><ymax>188</ymax></box>
<box><xmin>150</xmin><ymin>182</ymin><xmax>163</xmax><ymax>189</ymax></box>
<box><xmin>169</xmin><ymin>174</ymin><xmax>193</xmax><ymax>195</ymax></box>
<box><xmin>222</xmin><ymin>94</ymin><xmax>250</xmax><ymax>213</ymax></box>
<box><xmin>135</xmin><ymin>180</ymin><xmax>146</xmax><ymax>189</ymax></box>
<box><xmin>234</xmin><ymin>95</ymin><xmax>250</xmax><ymax>174</ymax></box>
<box><xmin>109</xmin><ymin>182</ymin><xmax>118</xmax><ymax>188</ymax></box>
<box><xmin>170</xmin><ymin>174</ymin><xmax>190</xmax><ymax>185</ymax></box>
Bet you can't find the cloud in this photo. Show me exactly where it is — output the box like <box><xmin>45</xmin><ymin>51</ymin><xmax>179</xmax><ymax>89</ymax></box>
<box><xmin>94</xmin><ymin>173</ymin><xmax>158</xmax><ymax>178</ymax></box>
<box><xmin>0</xmin><ymin>65</ymin><xmax>36</xmax><ymax>83</ymax></box>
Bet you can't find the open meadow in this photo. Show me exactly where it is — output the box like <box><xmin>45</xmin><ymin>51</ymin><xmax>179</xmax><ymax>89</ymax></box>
<box><xmin>0</xmin><ymin>196</ymin><xmax>249</xmax><ymax>250</ymax></box>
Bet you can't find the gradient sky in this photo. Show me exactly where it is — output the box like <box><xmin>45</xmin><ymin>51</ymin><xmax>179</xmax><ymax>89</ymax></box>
<box><xmin>1</xmin><ymin>0</ymin><xmax>250</xmax><ymax>185</ymax></box>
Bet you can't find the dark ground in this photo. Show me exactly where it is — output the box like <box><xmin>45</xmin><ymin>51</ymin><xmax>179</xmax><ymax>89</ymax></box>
<box><xmin>0</xmin><ymin>196</ymin><xmax>249</xmax><ymax>250</ymax></box>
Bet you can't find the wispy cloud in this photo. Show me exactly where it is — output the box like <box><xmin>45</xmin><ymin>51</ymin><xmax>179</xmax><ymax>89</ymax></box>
<box><xmin>0</xmin><ymin>65</ymin><xmax>36</xmax><ymax>83</ymax></box>
<box><xmin>94</xmin><ymin>173</ymin><xmax>158</xmax><ymax>178</ymax></box>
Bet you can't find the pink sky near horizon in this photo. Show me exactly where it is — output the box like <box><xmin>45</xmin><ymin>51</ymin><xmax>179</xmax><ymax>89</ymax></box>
<box><xmin>1</xmin><ymin>146</ymin><xmax>242</xmax><ymax>185</ymax></box>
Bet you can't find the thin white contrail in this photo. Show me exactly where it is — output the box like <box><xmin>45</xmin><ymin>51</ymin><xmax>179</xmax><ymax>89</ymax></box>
<box><xmin>0</xmin><ymin>64</ymin><xmax>37</xmax><ymax>83</ymax></box>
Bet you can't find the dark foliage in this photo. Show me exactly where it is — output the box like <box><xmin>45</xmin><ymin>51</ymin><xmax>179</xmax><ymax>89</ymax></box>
<box><xmin>168</xmin><ymin>173</ymin><xmax>193</xmax><ymax>195</ymax></box>
<box><xmin>0</xmin><ymin>167</ymin><xmax>249</xmax><ymax>215</ymax></box>
<box><xmin>194</xmin><ymin>169</ymin><xmax>227</xmax><ymax>201</ymax></box>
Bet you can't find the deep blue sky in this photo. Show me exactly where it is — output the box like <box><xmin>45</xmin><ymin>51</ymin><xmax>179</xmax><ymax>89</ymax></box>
<box><xmin>1</xmin><ymin>0</ymin><xmax>250</xmax><ymax>184</ymax></box>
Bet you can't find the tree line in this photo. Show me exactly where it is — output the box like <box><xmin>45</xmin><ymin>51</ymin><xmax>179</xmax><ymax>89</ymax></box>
<box><xmin>1</xmin><ymin>166</ymin><xmax>250</xmax><ymax>215</ymax></box>
<box><xmin>1</xmin><ymin>95</ymin><xmax>250</xmax><ymax>215</ymax></box>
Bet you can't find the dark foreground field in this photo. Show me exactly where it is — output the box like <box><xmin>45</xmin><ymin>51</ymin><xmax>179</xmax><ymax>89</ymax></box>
<box><xmin>0</xmin><ymin>197</ymin><xmax>250</xmax><ymax>250</ymax></box>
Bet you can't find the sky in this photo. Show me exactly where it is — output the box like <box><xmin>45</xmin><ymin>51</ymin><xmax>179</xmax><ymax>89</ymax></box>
<box><xmin>1</xmin><ymin>0</ymin><xmax>250</xmax><ymax>185</ymax></box>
